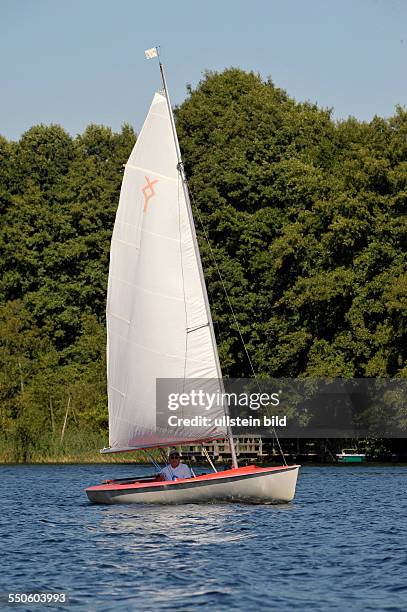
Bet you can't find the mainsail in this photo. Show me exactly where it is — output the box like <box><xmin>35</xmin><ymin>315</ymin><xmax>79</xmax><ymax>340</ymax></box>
<box><xmin>105</xmin><ymin>92</ymin><xmax>226</xmax><ymax>451</ymax></box>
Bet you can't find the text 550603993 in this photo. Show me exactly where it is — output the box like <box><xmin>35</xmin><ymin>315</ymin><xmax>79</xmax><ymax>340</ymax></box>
<box><xmin>4</xmin><ymin>593</ymin><xmax>68</xmax><ymax>605</ymax></box>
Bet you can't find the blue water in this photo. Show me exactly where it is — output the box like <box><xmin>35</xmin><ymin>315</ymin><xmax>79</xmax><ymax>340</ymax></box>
<box><xmin>1</xmin><ymin>465</ymin><xmax>406</xmax><ymax>611</ymax></box>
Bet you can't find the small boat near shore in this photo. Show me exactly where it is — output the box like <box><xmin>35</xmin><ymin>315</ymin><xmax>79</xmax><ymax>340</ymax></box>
<box><xmin>85</xmin><ymin>48</ymin><xmax>299</xmax><ymax>505</ymax></box>
<box><xmin>336</xmin><ymin>449</ymin><xmax>366</xmax><ymax>463</ymax></box>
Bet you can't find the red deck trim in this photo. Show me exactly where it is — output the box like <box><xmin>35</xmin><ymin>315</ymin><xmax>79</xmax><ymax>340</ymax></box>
<box><xmin>86</xmin><ymin>464</ymin><xmax>300</xmax><ymax>492</ymax></box>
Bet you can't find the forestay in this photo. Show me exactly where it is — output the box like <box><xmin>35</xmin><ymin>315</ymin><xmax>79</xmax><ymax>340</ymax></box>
<box><xmin>105</xmin><ymin>92</ymin><xmax>226</xmax><ymax>451</ymax></box>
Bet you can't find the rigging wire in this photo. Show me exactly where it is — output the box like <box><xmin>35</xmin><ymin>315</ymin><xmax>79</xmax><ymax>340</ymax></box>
<box><xmin>177</xmin><ymin>172</ymin><xmax>188</xmax><ymax>398</ymax></box>
<box><xmin>184</xmin><ymin>451</ymin><xmax>196</xmax><ymax>477</ymax></box>
<box><xmin>144</xmin><ymin>450</ymin><xmax>161</xmax><ymax>471</ymax></box>
<box><xmin>183</xmin><ymin>169</ymin><xmax>287</xmax><ymax>466</ymax></box>
<box><xmin>202</xmin><ymin>445</ymin><xmax>218</xmax><ymax>473</ymax></box>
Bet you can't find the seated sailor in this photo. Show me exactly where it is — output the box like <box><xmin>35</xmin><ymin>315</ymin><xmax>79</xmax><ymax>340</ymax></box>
<box><xmin>157</xmin><ymin>449</ymin><xmax>193</xmax><ymax>481</ymax></box>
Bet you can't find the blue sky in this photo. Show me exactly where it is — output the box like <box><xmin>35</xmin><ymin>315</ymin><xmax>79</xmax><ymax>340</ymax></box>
<box><xmin>1</xmin><ymin>0</ymin><xmax>406</xmax><ymax>140</ymax></box>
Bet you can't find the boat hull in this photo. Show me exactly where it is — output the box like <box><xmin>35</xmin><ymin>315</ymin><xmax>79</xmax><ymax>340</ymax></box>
<box><xmin>337</xmin><ymin>456</ymin><xmax>366</xmax><ymax>463</ymax></box>
<box><xmin>85</xmin><ymin>465</ymin><xmax>300</xmax><ymax>505</ymax></box>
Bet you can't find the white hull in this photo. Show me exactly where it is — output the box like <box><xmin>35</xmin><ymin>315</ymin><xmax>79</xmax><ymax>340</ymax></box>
<box><xmin>86</xmin><ymin>465</ymin><xmax>299</xmax><ymax>505</ymax></box>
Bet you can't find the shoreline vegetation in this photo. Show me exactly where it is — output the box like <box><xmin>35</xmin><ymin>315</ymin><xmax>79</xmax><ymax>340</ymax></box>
<box><xmin>0</xmin><ymin>431</ymin><xmax>150</xmax><ymax>463</ymax></box>
<box><xmin>1</xmin><ymin>69</ymin><xmax>406</xmax><ymax>463</ymax></box>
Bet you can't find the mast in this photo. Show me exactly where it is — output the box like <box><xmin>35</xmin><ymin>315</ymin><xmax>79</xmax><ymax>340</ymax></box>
<box><xmin>148</xmin><ymin>48</ymin><xmax>238</xmax><ymax>469</ymax></box>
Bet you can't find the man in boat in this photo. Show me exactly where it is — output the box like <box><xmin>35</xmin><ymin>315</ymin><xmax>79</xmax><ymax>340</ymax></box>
<box><xmin>157</xmin><ymin>449</ymin><xmax>193</xmax><ymax>481</ymax></box>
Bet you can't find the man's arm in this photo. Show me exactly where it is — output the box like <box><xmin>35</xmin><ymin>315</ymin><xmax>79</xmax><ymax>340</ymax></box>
<box><xmin>156</xmin><ymin>466</ymin><xmax>169</xmax><ymax>481</ymax></box>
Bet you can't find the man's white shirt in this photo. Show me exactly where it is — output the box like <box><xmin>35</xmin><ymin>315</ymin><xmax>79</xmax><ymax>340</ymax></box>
<box><xmin>160</xmin><ymin>463</ymin><xmax>192</xmax><ymax>481</ymax></box>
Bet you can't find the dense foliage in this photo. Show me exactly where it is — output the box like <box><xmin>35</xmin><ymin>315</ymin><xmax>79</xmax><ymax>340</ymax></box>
<box><xmin>1</xmin><ymin>69</ymin><xmax>406</xmax><ymax>460</ymax></box>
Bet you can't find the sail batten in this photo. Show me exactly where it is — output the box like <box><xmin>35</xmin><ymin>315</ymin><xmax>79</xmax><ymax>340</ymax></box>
<box><xmin>106</xmin><ymin>92</ymin><xmax>226</xmax><ymax>450</ymax></box>
<box><xmin>125</xmin><ymin>163</ymin><xmax>178</xmax><ymax>182</ymax></box>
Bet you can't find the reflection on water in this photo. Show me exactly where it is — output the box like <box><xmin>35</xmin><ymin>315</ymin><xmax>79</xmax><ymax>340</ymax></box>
<box><xmin>2</xmin><ymin>464</ymin><xmax>407</xmax><ymax>611</ymax></box>
<box><xmin>100</xmin><ymin>504</ymin><xmax>258</xmax><ymax>546</ymax></box>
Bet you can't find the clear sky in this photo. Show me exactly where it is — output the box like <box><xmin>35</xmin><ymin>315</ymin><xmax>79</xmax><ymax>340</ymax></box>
<box><xmin>1</xmin><ymin>0</ymin><xmax>406</xmax><ymax>141</ymax></box>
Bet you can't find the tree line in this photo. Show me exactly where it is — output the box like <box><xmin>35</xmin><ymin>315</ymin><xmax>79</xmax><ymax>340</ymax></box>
<box><xmin>1</xmin><ymin>68</ymin><xmax>406</xmax><ymax>460</ymax></box>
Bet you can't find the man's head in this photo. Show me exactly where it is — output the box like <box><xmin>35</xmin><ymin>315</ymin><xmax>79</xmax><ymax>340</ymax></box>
<box><xmin>169</xmin><ymin>449</ymin><xmax>180</xmax><ymax>467</ymax></box>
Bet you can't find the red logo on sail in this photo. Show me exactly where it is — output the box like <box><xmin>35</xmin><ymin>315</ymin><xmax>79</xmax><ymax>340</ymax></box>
<box><xmin>142</xmin><ymin>175</ymin><xmax>158</xmax><ymax>212</ymax></box>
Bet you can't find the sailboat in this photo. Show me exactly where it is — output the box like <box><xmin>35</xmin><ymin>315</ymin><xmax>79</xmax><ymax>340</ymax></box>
<box><xmin>86</xmin><ymin>49</ymin><xmax>299</xmax><ymax>504</ymax></box>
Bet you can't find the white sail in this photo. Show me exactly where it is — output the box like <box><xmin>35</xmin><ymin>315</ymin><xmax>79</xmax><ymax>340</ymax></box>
<box><xmin>106</xmin><ymin>92</ymin><xmax>226</xmax><ymax>451</ymax></box>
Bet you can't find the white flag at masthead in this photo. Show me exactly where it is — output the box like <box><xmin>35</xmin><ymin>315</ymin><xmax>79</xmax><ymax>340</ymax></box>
<box><xmin>144</xmin><ymin>47</ymin><xmax>158</xmax><ymax>59</ymax></box>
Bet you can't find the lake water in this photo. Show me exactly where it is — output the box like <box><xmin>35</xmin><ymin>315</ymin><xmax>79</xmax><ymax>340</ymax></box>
<box><xmin>1</xmin><ymin>465</ymin><xmax>406</xmax><ymax>611</ymax></box>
